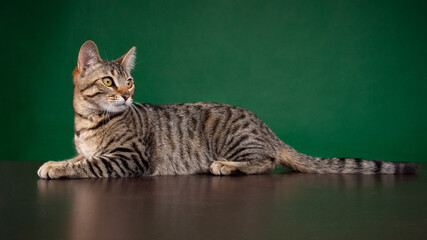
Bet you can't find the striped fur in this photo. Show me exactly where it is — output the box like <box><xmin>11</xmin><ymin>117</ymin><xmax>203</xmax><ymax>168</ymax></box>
<box><xmin>37</xmin><ymin>41</ymin><xmax>419</xmax><ymax>179</ymax></box>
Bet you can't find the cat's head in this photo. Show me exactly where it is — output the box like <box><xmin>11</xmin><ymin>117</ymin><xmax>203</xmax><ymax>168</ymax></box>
<box><xmin>73</xmin><ymin>40</ymin><xmax>136</xmax><ymax>114</ymax></box>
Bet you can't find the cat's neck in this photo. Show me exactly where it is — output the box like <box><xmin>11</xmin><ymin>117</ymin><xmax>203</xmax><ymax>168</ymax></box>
<box><xmin>73</xmin><ymin>94</ymin><xmax>101</xmax><ymax>120</ymax></box>
<box><xmin>72</xmin><ymin>93</ymin><xmax>126</xmax><ymax>124</ymax></box>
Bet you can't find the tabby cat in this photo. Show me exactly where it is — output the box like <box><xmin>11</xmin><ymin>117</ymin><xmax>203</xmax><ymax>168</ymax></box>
<box><xmin>37</xmin><ymin>40</ymin><xmax>418</xmax><ymax>179</ymax></box>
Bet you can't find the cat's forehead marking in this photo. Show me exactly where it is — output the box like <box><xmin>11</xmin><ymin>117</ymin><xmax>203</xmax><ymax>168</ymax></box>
<box><xmin>107</xmin><ymin>61</ymin><xmax>127</xmax><ymax>77</ymax></box>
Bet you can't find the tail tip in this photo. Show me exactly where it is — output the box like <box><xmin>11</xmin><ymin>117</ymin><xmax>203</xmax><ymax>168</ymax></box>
<box><xmin>400</xmin><ymin>162</ymin><xmax>419</xmax><ymax>174</ymax></box>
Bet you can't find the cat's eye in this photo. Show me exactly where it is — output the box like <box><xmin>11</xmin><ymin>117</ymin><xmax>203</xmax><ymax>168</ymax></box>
<box><xmin>126</xmin><ymin>79</ymin><xmax>133</xmax><ymax>89</ymax></box>
<box><xmin>102</xmin><ymin>77</ymin><xmax>113</xmax><ymax>87</ymax></box>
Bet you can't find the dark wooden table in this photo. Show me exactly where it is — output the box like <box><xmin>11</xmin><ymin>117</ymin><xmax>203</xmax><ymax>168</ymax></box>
<box><xmin>0</xmin><ymin>161</ymin><xmax>425</xmax><ymax>240</ymax></box>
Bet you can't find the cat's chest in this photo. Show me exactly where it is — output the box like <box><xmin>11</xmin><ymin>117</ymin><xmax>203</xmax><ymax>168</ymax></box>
<box><xmin>74</xmin><ymin>114</ymin><xmax>131</xmax><ymax>157</ymax></box>
<box><xmin>74</xmin><ymin>133</ymin><xmax>103</xmax><ymax>158</ymax></box>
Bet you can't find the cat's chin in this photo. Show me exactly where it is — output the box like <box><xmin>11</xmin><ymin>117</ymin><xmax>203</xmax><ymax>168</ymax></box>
<box><xmin>109</xmin><ymin>105</ymin><xmax>128</xmax><ymax>113</ymax></box>
<box><xmin>99</xmin><ymin>102</ymin><xmax>129</xmax><ymax>113</ymax></box>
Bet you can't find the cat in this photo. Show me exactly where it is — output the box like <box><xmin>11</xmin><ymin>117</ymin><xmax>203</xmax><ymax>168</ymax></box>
<box><xmin>37</xmin><ymin>40</ymin><xmax>419</xmax><ymax>179</ymax></box>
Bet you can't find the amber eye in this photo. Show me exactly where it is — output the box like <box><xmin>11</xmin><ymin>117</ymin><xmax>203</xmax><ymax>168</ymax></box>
<box><xmin>126</xmin><ymin>79</ymin><xmax>133</xmax><ymax>89</ymax></box>
<box><xmin>102</xmin><ymin>77</ymin><xmax>113</xmax><ymax>87</ymax></box>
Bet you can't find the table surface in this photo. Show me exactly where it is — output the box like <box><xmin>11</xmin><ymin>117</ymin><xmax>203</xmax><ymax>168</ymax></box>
<box><xmin>0</xmin><ymin>161</ymin><xmax>425</xmax><ymax>240</ymax></box>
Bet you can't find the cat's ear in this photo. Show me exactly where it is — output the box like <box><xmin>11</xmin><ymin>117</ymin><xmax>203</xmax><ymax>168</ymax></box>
<box><xmin>115</xmin><ymin>47</ymin><xmax>136</xmax><ymax>71</ymax></box>
<box><xmin>77</xmin><ymin>40</ymin><xmax>102</xmax><ymax>73</ymax></box>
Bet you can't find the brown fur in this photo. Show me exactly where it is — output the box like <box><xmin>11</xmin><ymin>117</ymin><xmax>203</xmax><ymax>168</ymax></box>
<box><xmin>37</xmin><ymin>41</ymin><xmax>419</xmax><ymax>179</ymax></box>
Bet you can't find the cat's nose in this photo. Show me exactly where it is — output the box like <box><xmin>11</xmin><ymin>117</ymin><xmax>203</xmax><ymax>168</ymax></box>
<box><xmin>121</xmin><ymin>93</ymin><xmax>130</xmax><ymax>101</ymax></box>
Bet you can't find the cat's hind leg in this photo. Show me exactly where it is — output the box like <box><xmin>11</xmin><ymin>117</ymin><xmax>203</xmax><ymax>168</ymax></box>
<box><xmin>209</xmin><ymin>158</ymin><xmax>275</xmax><ymax>176</ymax></box>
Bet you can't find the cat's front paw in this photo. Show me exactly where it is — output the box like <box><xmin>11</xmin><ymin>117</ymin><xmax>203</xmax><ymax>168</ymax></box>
<box><xmin>37</xmin><ymin>161</ymin><xmax>67</xmax><ymax>179</ymax></box>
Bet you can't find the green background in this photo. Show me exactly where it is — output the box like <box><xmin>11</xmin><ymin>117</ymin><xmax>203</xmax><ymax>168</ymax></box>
<box><xmin>1</xmin><ymin>0</ymin><xmax>426</xmax><ymax>162</ymax></box>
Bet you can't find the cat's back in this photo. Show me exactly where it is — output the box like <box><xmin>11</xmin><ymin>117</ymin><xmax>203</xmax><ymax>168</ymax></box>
<box><xmin>136</xmin><ymin>101</ymin><xmax>255</xmax><ymax>121</ymax></box>
<box><xmin>134</xmin><ymin>101</ymin><xmax>279</xmax><ymax>144</ymax></box>
<box><xmin>134</xmin><ymin>101</ymin><xmax>269</xmax><ymax>136</ymax></box>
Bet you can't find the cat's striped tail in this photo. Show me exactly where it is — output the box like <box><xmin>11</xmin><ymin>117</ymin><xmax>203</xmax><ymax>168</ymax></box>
<box><xmin>278</xmin><ymin>146</ymin><xmax>419</xmax><ymax>174</ymax></box>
